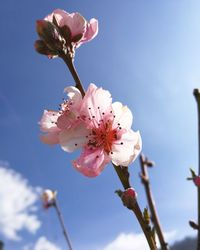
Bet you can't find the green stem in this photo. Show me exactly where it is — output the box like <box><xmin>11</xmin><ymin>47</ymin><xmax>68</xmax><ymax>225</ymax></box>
<box><xmin>193</xmin><ymin>89</ymin><xmax>200</xmax><ymax>250</ymax></box>
<box><xmin>113</xmin><ymin>164</ymin><xmax>157</xmax><ymax>250</ymax></box>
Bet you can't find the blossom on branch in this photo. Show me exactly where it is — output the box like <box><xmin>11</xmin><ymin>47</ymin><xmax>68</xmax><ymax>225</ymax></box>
<box><xmin>35</xmin><ymin>9</ymin><xmax>98</xmax><ymax>58</ymax></box>
<box><xmin>39</xmin><ymin>84</ymin><xmax>142</xmax><ymax>177</ymax></box>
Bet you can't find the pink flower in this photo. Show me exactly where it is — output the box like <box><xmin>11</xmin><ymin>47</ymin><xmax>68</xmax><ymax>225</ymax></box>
<box><xmin>39</xmin><ymin>86</ymin><xmax>82</xmax><ymax>144</ymax></box>
<box><xmin>194</xmin><ymin>176</ymin><xmax>200</xmax><ymax>187</ymax></box>
<box><xmin>45</xmin><ymin>9</ymin><xmax>98</xmax><ymax>48</ymax></box>
<box><xmin>60</xmin><ymin>84</ymin><xmax>142</xmax><ymax>177</ymax></box>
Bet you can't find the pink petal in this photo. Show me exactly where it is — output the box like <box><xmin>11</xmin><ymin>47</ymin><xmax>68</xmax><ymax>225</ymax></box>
<box><xmin>81</xmin><ymin>18</ymin><xmax>98</xmax><ymax>43</ymax></box>
<box><xmin>39</xmin><ymin>110</ymin><xmax>60</xmax><ymax>132</ymax></box>
<box><xmin>73</xmin><ymin>148</ymin><xmax>110</xmax><ymax>177</ymax></box>
<box><xmin>57</xmin><ymin>112</ymin><xmax>76</xmax><ymax>130</ymax></box>
<box><xmin>111</xmin><ymin>130</ymin><xmax>142</xmax><ymax>166</ymax></box>
<box><xmin>59</xmin><ymin>124</ymin><xmax>89</xmax><ymax>152</ymax></box>
<box><xmin>81</xmin><ymin>83</ymin><xmax>113</xmax><ymax>127</ymax></box>
<box><xmin>40</xmin><ymin>132</ymin><xmax>59</xmax><ymax>145</ymax></box>
<box><xmin>60</xmin><ymin>12</ymin><xmax>86</xmax><ymax>37</ymax></box>
<box><xmin>45</xmin><ymin>9</ymin><xmax>69</xmax><ymax>26</ymax></box>
<box><xmin>112</xmin><ymin>102</ymin><xmax>133</xmax><ymax>130</ymax></box>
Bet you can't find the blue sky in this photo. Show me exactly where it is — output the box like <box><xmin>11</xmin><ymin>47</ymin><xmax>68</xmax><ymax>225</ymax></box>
<box><xmin>0</xmin><ymin>0</ymin><xmax>200</xmax><ymax>249</ymax></box>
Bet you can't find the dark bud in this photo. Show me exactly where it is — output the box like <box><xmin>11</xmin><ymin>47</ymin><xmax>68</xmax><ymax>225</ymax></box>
<box><xmin>34</xmin><ymin>40</ymin><xmax>58</xmax><ymax>57</ymax></box>
<box><xmin>189</xmin><ymin>220</ymin><xmax>199</xmax><ymax>230</ymax></box>
<box><xmin>59</xmin><ymin>25</ymin><xmax>72</xmax><ymax>44</ymax></box>
<box><xmin>71</xmin><ymin>33</ymin><xmax>84</xmax><ymax>43</ymax></box>
<box><xmin>36</xmin><ymin>20</ymin><xmax>63</xmax><ymax>51</ymax></box>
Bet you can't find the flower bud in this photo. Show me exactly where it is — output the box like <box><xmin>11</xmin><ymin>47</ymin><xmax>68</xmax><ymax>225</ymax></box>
<box><xmin>42</xmin><ymin>189</ymin><xmax>57</xmax><ymax>209</ymax></box>
<box><xmin>194</xmin><ymin>176</ymin><xmax>200</xmax><ymax>187</ymax></box>
<box><xmin>121</xmin><ymin>188</ymin><xmax>137</xmax><ymax>209</ymax></box>
<box><xmin>34</xmin><ymin>40</ymin><xmax>58</xmax><ymax>58</ymax></box>
<box><xmin>36</xmin><ymin>20</ymin><xmax>63</xmax><ymax>51</ymax></box>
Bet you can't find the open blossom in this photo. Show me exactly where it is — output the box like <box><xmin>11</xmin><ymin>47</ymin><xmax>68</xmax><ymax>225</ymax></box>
<box><xmin>39</xmin><ymin>86</ymin><xmax>82</xmax><ymax>144</ymax></box>
<box><xmin>60</xmin><ymin>84</ymin><xmax>142</xmax><ymax>177</ymax></box>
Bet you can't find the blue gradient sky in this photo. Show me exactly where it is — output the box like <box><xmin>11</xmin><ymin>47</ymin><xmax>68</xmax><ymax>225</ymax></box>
<box><xmin>1</xmin><ymin>0</ymin><xmax>200</xmax><ymax>249</ymax></box>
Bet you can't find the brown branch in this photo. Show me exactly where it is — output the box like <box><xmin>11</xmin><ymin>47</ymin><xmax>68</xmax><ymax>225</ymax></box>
<box><xmin>53</xmin><ymin>199</ymin><xmax>73</xmax><ymax>250</ymax></box>
<box><xmin>139</xmin><ymin>154</ymin><xmax>169</xmax><ymax>250</ymax></box>
<box><xmin>60</xmin><ymin>54</ymin><xmax>85</xmax><ymax>97</ymax></box>
<box><xmin>193</xmin><ymin>89</ymin><xmax>200</xmax><ymax>250</ymax></box>
<box><xmin>113</xmin><ymin>164</ymin><xmax>157</xmax><ymax>250</ymax></box>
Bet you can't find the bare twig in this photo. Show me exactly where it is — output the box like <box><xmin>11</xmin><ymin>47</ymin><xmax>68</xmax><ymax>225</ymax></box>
<box><xmin>53</xmin><ymin>199</ymin><xmax>73</xmax><ymax>250</ymax></box>
<box><xmin>139</xmin><ymin>154</ymin><xmax>169</xmax><ymax>250</ymax></box>
<box><xmin>113</xmin><ymin>164</ymin><xmax>157</xmax><ymax>250</ymax></box>
<box><xmin>193</xmin><ymin>89</ymin><xmax>200</xmax><ymax>250</ymax></box>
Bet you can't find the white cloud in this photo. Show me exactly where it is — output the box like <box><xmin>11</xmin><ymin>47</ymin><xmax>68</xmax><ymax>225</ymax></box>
<box><xmin>102</xmin><ymin>231</ymin><xmax>177</xmax><ymax>250</ymax></box>
<box><xmin>0</xmin><ymin>165</ymin><xmax>41</xmax><ymax>240</ymax></box>
<box><xmin>23</xmin><ymin>237</ymin><xmax>61</xmax><ymax>250</ymax></box>
<box><xmin>102</xmin><ymin>233</ymin><xmax>149</xmax><ymax>250</ymax></box>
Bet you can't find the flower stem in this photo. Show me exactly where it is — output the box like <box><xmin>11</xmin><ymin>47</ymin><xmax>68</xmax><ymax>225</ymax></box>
<box><xmin>193</xmin><ymin>89</ymin><xmax>200</xmax><ymax>250</ymax></box>
<box><xmin>53</xmin><ymin>199</ymin><xmax>73</xmax><ymax>250</ymax></box>
<box><xmin>113</xmin><ymin>164</ymin><xmax>157</xmax><ymax>250</ymax></box>
<box><xmin>139</xmin><ymin>154</ymin><xmax>169</xmax><ymax>250</ymax></box>
<box><xmin>60</xmin><ymin>54</ymin><xmax>85</xmax><ymax>97</ymax></box>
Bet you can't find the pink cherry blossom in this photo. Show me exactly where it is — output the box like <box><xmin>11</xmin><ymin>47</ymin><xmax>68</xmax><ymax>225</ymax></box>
<box><xmin>45</xmin><ymin>9</ymin><xmax>98</xmax><ymax>47</ymax></box>
<box><xmin>60</xmin><ymin>84</ymin><xmax>142</xmax><ymax>177</ymax></box>
<box><xmin>39</xmin><ymin>86</ymin><xmax>82</xmax><ymax>144</ymax></box>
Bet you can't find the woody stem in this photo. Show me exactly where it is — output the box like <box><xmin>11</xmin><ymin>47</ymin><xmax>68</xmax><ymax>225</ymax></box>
<box><xmin>60</xmin><ymin>54</ymin><xmax>85</xmax><ymax>97</ymax></box>
<box><xmin>113</xmin><ymin>164</ymin><xmax>157</xmax><ymax>250</ymax></box>
<box><xmin>193</xmin><ymin>89</ymin><xmax>200</xmax><ymax>250</ymax></box>
<box><xmin>139</xmin><ymin>154</ymin><xmax>169</xmax><ymax>250</ymax></box>
<box><xmin>53</xmin><ymin>199</ymin><xmax>73</xmax><ymax>250</ymax></box>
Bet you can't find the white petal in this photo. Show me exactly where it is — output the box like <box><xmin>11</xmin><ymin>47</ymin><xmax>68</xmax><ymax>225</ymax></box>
<box><xmin>64</xmin><ymin>86</ymin><xmax>82</xmax><ymax>102</ymax></box>
<box><xmin>111</xmin><ymin>130</ymin><xmax>142</xmax><ymax>166</ymax></box>
<box><xmin>112</xmin><ymin>102</ymin><xmax>133</xmax><ymax>129</ymax></box>
<box><xmin>39</xmin><ymin>110</ymin><xmax>60</xmax><ymax>132</ymax></box>
<box><xmin>59</xmin><ymin>124</ymin><xmax>89</xmax><ymax>152</ymax></box>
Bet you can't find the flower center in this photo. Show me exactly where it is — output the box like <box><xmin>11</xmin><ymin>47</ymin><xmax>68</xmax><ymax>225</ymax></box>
<box><xmin>88</xmin><ymin>121</ymin><xmax>118</xmax><ymax>154</ymax></box>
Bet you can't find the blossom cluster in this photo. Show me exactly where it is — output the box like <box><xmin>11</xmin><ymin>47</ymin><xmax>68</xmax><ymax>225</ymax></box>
<box><xmin>40</xmin><ymin>84</ymin><xmax>142</xmax><ymax>177</ymax></box>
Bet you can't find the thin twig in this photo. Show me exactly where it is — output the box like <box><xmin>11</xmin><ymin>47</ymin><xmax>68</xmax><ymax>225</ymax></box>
<box><xmin>193</xmin><ymin>89</ymin><xmax>200</xmax><ymax>250</ymax></box>
<box><xmin>139</xmin><ymin>154</ymin><xmax>169</xmax><ymax>250</ymax></box>
<box><xmin>113</xmin><ymin>164</ymin><xmax>157</xmax><ymax>250</ymax></box>
<box><xmin>53</xmin><ymin>199</ymin><xmax>73</xmax><ymax>250</ymax></box>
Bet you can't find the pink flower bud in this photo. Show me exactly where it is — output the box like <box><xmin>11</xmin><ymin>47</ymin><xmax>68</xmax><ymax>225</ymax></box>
<box><xmin>121</xmin><ymin>188</ymin><xmax>137</xmax><ymax>209</ymax></box>
<box><xmin>194</xmin><ymin>176</ymin><xmax>200</xmax><ymax>187</ymax></box>
<box><xmin>42</xmin><ymin>189</ymin><xmax>57</xmax><ymax>209</ymax></box>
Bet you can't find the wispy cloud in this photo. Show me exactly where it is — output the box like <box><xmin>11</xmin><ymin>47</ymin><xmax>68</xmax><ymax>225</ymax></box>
<box><xmin>23</xmin><ymin>236</ymin><xmax>61</xmax><ymax>250</ymax></box>
<box><xmin>0</xmin><ymin>165</ymin><xmax>41</xmax><ymax>240</ymax></box>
